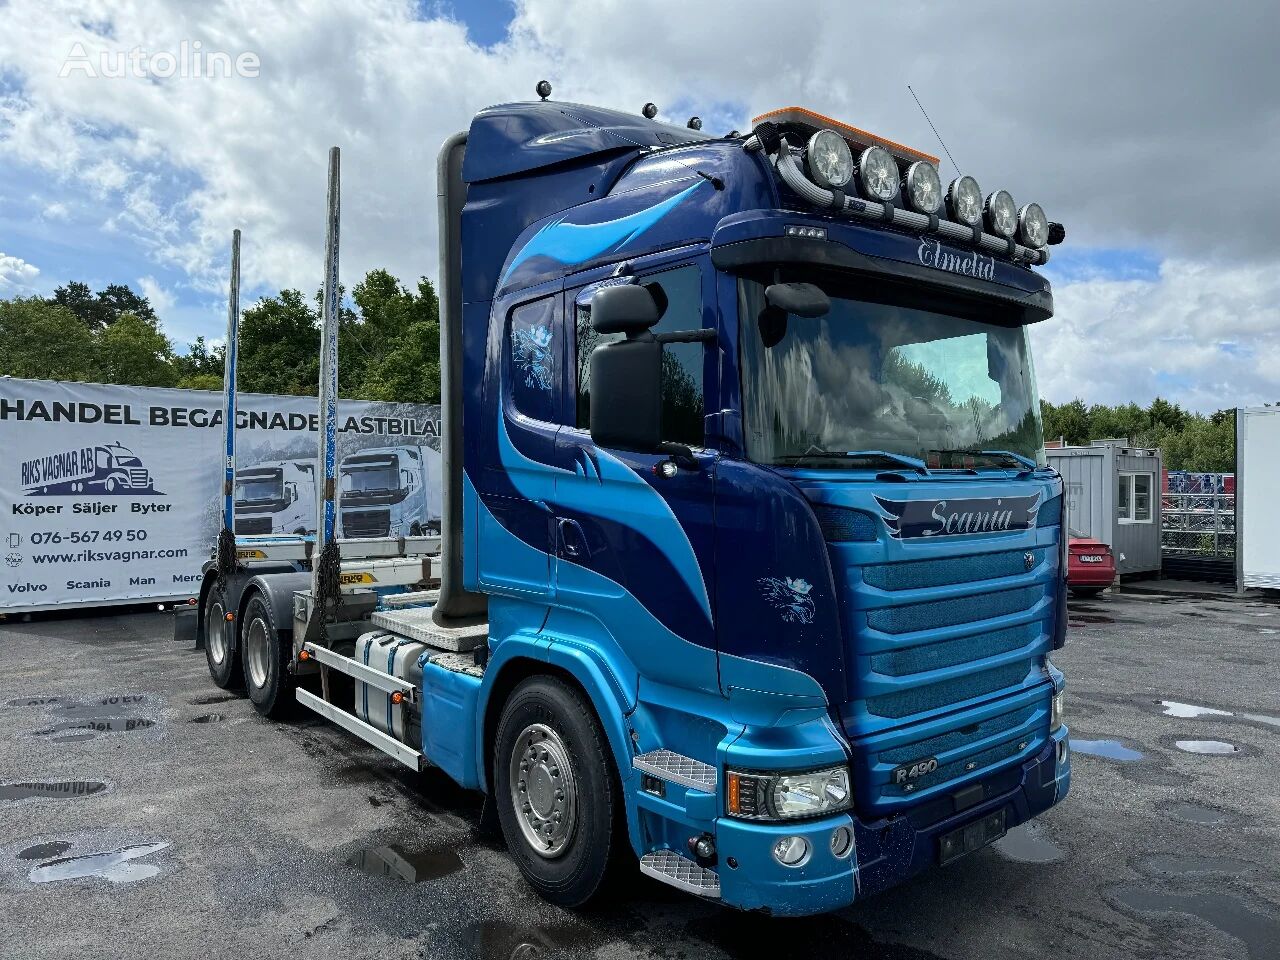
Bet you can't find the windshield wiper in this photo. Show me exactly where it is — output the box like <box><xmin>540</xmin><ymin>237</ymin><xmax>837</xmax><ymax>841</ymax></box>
<box><xmin>775</xmin><ymin>449</ymin><xmax>930</xmax><ymax>475</ymax></box>
<box><xmin>929</xmin><ymin>448</ymin><xmax>1037</xmax><ymax>471</ymax></box>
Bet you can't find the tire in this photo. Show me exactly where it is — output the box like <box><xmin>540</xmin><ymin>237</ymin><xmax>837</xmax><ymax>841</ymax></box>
<box><xmin>241</xmin><ymin>593</ymin><xmax>296</xmax><ymax>719</ymax></box>
<box><xmin>204</xmin><ymin>581</ymin><xmax>244</xmax><ymax>690</ymax></box>
<box><xmin>105</xmin><ymin>476</ymin><xmax>118</xmax><ymax>493</ymax></box>
<box><xmin>493</xmin><ymin>676</ymin><xmax>622</xmax><ymax>908</ymax></box>
<box><xmin>409</xmin><ymin>522</ymin><xmax>424</xmax><ymax>537</ymax></box>
<box><xmin>1071</xmin><ymin>586</ymin><xmax>1105</xmax><ymax>598</ymax></box>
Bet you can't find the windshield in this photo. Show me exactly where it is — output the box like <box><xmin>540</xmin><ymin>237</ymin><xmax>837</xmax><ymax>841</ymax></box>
<box><xmin>108</xmin><ymin>446</ymin><xmax>141</xmax><ymax>466</ymax></box>
<box><xmin>738</xmin><ymin>271</ymin><xmax>1046</xmax><ymax>469</ymax></box>
<box><xmin>342</xmin><ymin>459</ymin><xmax>400</xmax><ymax>494</ymax></box>
<box><xmin>235</xmin><ymin>471</ymin><xmax>282</xmax><ymax>503</ymax></box>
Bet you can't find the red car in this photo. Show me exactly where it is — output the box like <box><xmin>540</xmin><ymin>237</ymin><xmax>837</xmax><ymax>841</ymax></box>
<box><xmin>1067</xmin><ymin>529</ymin><xmax>1116</xmax><ymax>596</ymax></box>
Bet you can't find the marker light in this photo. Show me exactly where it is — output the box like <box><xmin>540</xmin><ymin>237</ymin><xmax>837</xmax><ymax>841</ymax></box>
<box><xmin>1018</xmin><ymin>202</ymin><xmax>1049</xmax><ymax>249</ymax></box>
<box><xmin>855</xmin><ymin>145</ymin><xmax>900</xmax><ymax>202</ymax></box>
<box><xmin>985</xmin><ymin>189</ymin><xmax>1018</xmax><ymax>238</ymax></box>
<box><xmin>805</xmin><ymin>129</ymin><xmax>854</xmax><ymax>190</ymax></box>
<box><xmin>904</xmin><ymin>161</ymin><xmax>942</xmax><ymax>214</ymax></box>
<box><xmin>946</xmin><ymin>176</ymin><xmax>983</xmax><ymax>226</ymax></box>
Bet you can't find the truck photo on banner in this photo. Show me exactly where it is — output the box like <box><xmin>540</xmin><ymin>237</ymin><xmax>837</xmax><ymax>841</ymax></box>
<box><xmin>0</xmin><ymin>377</ymin><xmax>441</xmax><ymax>613</ymax></box>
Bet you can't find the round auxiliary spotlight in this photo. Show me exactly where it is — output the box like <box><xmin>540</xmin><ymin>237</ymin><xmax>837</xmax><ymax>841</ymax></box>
<box><xmin>903</xmin><ymin>161</ymin><xmax>942</xmax><ymax>215</ymax></box>
<box><xmin>985</xmin><ymin>189</ymin><xmax>1018</xmax><ymax>238</ymax></box>
<box><xmin>945</xmin><ymin>175</ymin><xmax>983</xmax><ymax>227</ymax></box>
<box><xmin>687</xmin><ymin>116</ymin><xmax>702</xmax><ymax>130</ymax></box>
<box><xmin>642</xmin><ymin>102</ymin><xmax>658</xmax><ymax>119</ymax></box>
<box><xmin>805</xmin><ymin>129</ymin><xmax>853</xmax><ymax>190</ymax></box>
<box><xmin>535</xmin><ymin>80</ymin><xmax>552</xmax><ymax>100</ymax></box>
<box><xmin>1018</xmin><ymin>202</ymin><xmax>1049</xmax><ymax>249</ymax></box>
<box><xmin>855</xmin><ymin>145</ymin><xmax>900</xmax><ymax>202</ymax></box>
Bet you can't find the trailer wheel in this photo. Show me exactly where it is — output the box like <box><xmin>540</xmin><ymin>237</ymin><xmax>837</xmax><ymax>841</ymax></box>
<box><xmin>493</xmin><ymin>676</ymin><xmax>620</xmax><ymax>907</ymax></box>
<box><xmin>241</xmin><ymin>593</ymin><xmax>295</xmax><ymax>719</ymax></box>
<box><xmin>204</xmin><ymin>581</ymin><xmax>244</xmax><ymax>690</ymax></box>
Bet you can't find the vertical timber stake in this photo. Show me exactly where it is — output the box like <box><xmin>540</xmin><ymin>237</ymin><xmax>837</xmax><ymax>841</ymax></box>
<box><xmin>216</xmin><ymin>229</ymin><xmax>242</xmax><ymax>580</ymax></box>
<box><xmin>312</xmin><ymin>147</ymin><xmax>342</xmax><ymax>611</ymax></box>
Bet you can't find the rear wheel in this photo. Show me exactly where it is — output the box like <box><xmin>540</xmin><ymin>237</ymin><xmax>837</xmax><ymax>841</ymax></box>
<box><xmin>242</xmin><ymin>593</ymin><xmax>296</xmax><ymax>719</ymax></box>
<box><xmin>493</xmin><ymin>676</ymin><xmax>621</xmax><ymax>907</ymax></box>
<box><xmin>204</xmin><ymin>581</ymin><xmax>243</xmax><ymax>690</ymax></box>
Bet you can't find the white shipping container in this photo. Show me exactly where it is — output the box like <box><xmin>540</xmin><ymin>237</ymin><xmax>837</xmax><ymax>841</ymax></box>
<box><xmin>1236</xmin><ymin>407</ymin><xmax>1280</xmax><ymax>589</ymax></box>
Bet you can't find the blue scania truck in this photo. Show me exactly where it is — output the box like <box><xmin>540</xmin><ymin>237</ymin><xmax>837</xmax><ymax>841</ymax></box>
<box><xmin>200</xmin><ymin>89</ymin><xmax>1070</xmax><ymax>916</ymax></box>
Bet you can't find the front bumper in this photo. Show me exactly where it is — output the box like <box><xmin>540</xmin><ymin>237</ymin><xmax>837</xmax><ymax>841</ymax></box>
<box><xmin>712</xmin><ymin>727</ymin><xmax>1070</xmax><ymax>915</ymax></box>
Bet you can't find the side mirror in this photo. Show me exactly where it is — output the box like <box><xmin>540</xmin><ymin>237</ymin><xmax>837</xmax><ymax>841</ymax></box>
<box><xmin>401</xmin><ymin>468</ymin><xmax>414</xmax><ymax>490</ymax></box>
<box><xmin>589</xmin><ymin>337</ymin><xmax>662</xmax><ymax>453</ymax></box>
<box><xmin>764</xmin><ymin>282</ymin><xmax>829</xmax><ymax>318</ymax></box>
<box><xmin>590</xmin><ymin>284</ymin><xmax>660</xmax><ymax>336</ymax></box>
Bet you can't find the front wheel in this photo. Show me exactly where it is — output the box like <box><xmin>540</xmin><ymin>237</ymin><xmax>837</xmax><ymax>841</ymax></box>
<box><xmin>493</xmin><ymin>676</ymin><xmax>622</xmax><ymax>907</ymax></box>
<box><xmin>204</xmin><ymin>581</ymin><xmax>243</xmax><ymax>690</ymax></box>
<box><xmin>241</xmin><ymin>593</ymin><xmax>295</xmax><ymax>719</ymax></box>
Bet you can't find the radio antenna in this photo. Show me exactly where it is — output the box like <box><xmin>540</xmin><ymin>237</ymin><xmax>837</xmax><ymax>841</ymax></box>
<box><xmin>907</xmin><ymin>84</ymin><xmax>960</xmax><ymax>176</ymax></box>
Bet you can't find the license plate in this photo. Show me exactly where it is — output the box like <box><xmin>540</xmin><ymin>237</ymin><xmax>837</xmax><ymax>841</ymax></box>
<box><xmin>939</xmin><ymin>809</ymin><xmax>1006</xmax><ymax>865</ymax></box>
<box><xmin>1080</xmin><ymin>555</ymin><xmax>1104</xmax><ymax>563</ymax></box>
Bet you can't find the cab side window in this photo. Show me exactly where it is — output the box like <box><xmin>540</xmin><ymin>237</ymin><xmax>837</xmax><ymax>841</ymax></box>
<box><xmin>575</xmin><ymin>264</ymin><xmax>705</xmax><ymax>447</ymax></box>
<box><xmin>508</xmin><ymin>296</ymin><xmax>557</xmax><ymax>423</ymax></box>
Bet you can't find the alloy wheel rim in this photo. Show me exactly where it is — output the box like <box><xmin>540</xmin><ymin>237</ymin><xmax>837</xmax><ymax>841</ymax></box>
<box><xmin>246</xmin><ymin>617</ymin><xmax>270</xmax><ymax>690</ymax></box>
<box><xmin>508</xmin><ymin>722</ymin><xmax>578</xmax><ymax>859</ymax></box>
<box><xmin>207</xmin><ymin>601</ymin><xmax>227</xmax><ymax>666</ymax></box>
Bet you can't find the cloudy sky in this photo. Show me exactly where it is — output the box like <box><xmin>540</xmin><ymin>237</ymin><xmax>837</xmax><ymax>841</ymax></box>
<box><xmin>1</xmin><ymin>0</ymin><xmax>1277</xmax><ymax>410</ymax></box>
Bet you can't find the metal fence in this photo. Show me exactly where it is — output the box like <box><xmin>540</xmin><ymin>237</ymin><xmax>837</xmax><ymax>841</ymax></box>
<box><xmin>1161</xmin><ymin>493</ymin><xmax>1236</xmax><ymax>558</ymax></box>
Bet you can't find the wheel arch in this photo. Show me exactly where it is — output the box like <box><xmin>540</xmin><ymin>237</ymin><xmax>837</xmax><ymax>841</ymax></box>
<box><xmin>238</xmin><ymin>571</ymin><xmax>312</xmax><ymax>634</ymax></box>
<box><xmin>478</xmin><ymin>641</ymin><xmax>640</xmax><ymax>855</ymax></box>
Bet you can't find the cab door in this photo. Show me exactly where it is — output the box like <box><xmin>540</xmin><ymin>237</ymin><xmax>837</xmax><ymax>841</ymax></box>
<box><xmin>552</xmin><ymin>260</ymin><xmax>720</xmax><ymax>678</ymax></box>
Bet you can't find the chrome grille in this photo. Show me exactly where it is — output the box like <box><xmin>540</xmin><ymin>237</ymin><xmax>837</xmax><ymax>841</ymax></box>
<box><xmin>343</xmin><ymin>509</ymin><xmax>390</xmax><ymax>538</ymax></box>
<box><xmin>235</xmin><ymin>516</ymin><xmax>272</xmax><ymax>535</ymax></box>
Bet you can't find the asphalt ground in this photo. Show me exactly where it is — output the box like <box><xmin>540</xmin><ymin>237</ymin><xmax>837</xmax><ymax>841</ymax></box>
<box><xmin>0</xmin><ymin>588</ymin><xmax>1277</xmax><ymax>960</ymax></box>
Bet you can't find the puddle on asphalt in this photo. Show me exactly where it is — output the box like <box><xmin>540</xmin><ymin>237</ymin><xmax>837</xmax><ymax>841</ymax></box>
<box><xmin>0</xmin><ymin>780</ymin><xmax>110</xmax><ymax>802</ymax></box>
<box><xmin>188</xmin><ymin>714</ymin><xmax>224</xmax><ymax>724</ymax></box>
<box><xmin>463</xmin><ymin>920</ymin><xmax>600</xmax><ymax>960</ymax></box>
<box><xmin>347</xmin><ymin>844</ymin><xmax>463</xmax><ymax>883</ymax></box>
<box><xmin>1111</xmin><ymin>886</ymin><xmax>1279</xmax><ymax>960</ymax></box>
<box><xmin>993</xmin><ymin>822</ymin><xmax>1066</xmax><ymax>863</ymax></box>
<box><xmin>1137</xmin><ymin>854</ymin><xmax>1253</xmax><ymax>876</ymax></box>
<box><xmin>17</xmin><ymin>841</ymin><xmax>72</xmax><ymax>860</ymax></box>
<box><xmin>1176</xmin><ymin>740</ymin><xmax>1239</xmax><ymax>755</ymax></box>
<box><xmin>1158</xmin><ymin>700</ymin><xmax>1280</xmax><ymax>729</ymax></box>
<box><xmin>1168</xmin><ymin>803</ymin><xmax>1238</xmax><ymax>826</ymax></box>
<box><xmin>1073</xmin><ymin>739</ymin><xmax>1144</xmax><ymax>761</ymax></box>
<box><xmin>1160</xmin><ymin>700</ymin><xmax>1232</xmax><ymax>718</ymax></box>
<box><xmin>3</xmin><ymin>696</ymin><xmax>64</xmax><ymax>708</ymax></box>
<box><xmin>31</xmin><ymin>716</ymin><xmax>157</xmax><ymax>739</ymax></box>
<box><xmin>28</xmin><ymin>842</ymin><xmax>170</xmax><ymax>885</ymax></box>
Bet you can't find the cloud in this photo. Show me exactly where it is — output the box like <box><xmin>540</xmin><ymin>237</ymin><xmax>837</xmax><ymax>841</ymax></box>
<box><xmin>0</xmin><ymin>0</ymin><xmax>1276</xmax><ymax>412</ymax></box>
<box><xmin>0</xmin><ymin>252</ymin><xmax>40</xmax><ymax>291</ymax></box>
<box><xmin>1032</xmin><ymin>258</ymin><xmax>1280</xmax><ymax>411</ymax></box>
<box><xmin>136</xmin><ymin>274</ymin><xmax>175</xmax><ymax>314</ymax></box>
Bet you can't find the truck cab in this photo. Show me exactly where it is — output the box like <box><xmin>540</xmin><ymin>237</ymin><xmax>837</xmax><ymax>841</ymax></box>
<box><xmin>338</xmin><ymin>445</ymin><xmax>441</xmax><ymax>538</ymax></box>
<box><xmin>234</xmin><ymin>459</ymin><xmax>316</xmax><ymax>535</ymax></box>
<box><xmin>440</xmin><ymin>99</ymin><xmax>1069</xmax><ymax>912</ymax></box>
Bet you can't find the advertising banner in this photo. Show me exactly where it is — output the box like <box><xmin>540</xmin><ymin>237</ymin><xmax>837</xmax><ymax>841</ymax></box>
<box><xmin>1</xmin><ymin>378</ymin><xmax>440</xmax><ymax>613</ymax></box>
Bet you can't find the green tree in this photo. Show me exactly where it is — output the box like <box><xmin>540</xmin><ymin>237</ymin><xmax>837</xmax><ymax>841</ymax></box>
<box><xmin>173</xmin><ymin>336</ymin><xmax>225</xmax><ymax>385</ymax></box>
<box><xmin>93</xmin><ymin>312</ymin><xmax>177</xmax><ymax>387</ymax></box>
<box><xmin>237</xmin><ymin>289</ymin><xmax>321</xmax><ymax>395</ymax></box>
<box><xmin>0</xmin><ymin>297</ymin><xmax>96</xmax><ymax>380</ymax></box>
<box><xmin>347</xmin><ymin>272</ymin><xmax>441</xmax><ymax>403</ymax></box>
<box><xmin>52</xmin><ymin>280</ymin><xmax>157</xmax><ymax>329</ymax></box>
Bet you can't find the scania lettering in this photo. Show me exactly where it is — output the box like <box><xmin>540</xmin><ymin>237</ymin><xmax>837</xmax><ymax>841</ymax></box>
<box><xmin>199</xmin><ymin>89</ymin><xmax>1070</xmax><ymax>916</ymax></box>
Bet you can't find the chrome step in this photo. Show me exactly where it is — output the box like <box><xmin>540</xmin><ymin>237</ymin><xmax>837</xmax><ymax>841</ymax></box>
<box><xmin>633</xmin><ymin>749</ymin><xmax>716</xmax><ymax>792</ymax></box>
<box><xmin>370</xmin><ymin>608</ymin><xmax>487</xmax><ymax>652</ymax></box>
<box><xmin>381</xmin><ymin>589</ymin><xmax>441</xmax><ymax>609</ymax></box>
<box><xmin>639</xmin><ymin>850</ymin><xmax>720</xmax><ymax>898</ymax></box>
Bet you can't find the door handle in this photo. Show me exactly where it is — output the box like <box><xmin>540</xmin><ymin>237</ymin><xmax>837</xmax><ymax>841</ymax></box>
<box><xmin>557</xmin><ymin>518</ymin><xmax>586</xmax><ymax>560</ymax></box>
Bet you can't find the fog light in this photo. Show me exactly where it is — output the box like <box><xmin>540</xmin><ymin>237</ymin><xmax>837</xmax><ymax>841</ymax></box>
<box><xmin>772</xmin><ymin>835</ymin><xmax>810</xmax><ymax>867</ymax></box>
<box><xmin>830</xmin><ymin>826</ymin><xmax>854</xmax><ymax>859</ymax></box>
<box><xmin>691</xmin><ymin>834</ymin><xmax>716</xmax><ymax>859</ymax></box>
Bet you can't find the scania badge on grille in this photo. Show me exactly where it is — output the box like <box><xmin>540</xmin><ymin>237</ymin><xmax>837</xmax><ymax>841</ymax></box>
<box><xmin>1024</xmin><ymin>551</ymin><xmax>1036</xmax><ymax>571</ymax></box>
<box><xmin>891</xmin><ymin>756</ymin><xmax>939</xmax><ymax>785</ymax></box>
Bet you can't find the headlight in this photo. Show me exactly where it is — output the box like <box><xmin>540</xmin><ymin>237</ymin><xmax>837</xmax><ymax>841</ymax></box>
<box><xmin>984</xmin><ymin>189</ymin><xmax>1018</xmax><ymax>237</ymax></box>
<box><xmin>855</xmin><ymin>145</ymin><xmax>900</xmax><ymax>202</ymax></box>
<box><xmin>1018</xmin><ymin>202</ymin><xmax>1049</xmax><ymax>248</ymax></box>
<box><xmin>903</xmin><ymin>160</ymin><xmax>942</xmax><ymax>214</ymax></box>
<box><xmin>945</xmin><ymin>175</ymin><xmax>983</xmax><ymax>226</ymax></box>
<box><xmin>805</xmin><ymin>129</ymin><xmax>853</xmax><ymax>190</ymax></box>
<box><xmin>727</xmin><ymin>765</ymin><xmax>852</xmax><ymax>821</ymax></box>
<box><xmin>1051</xmin><ymin>689</ymin><xmax>1065</xmax><ymax>731</ymax></box>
